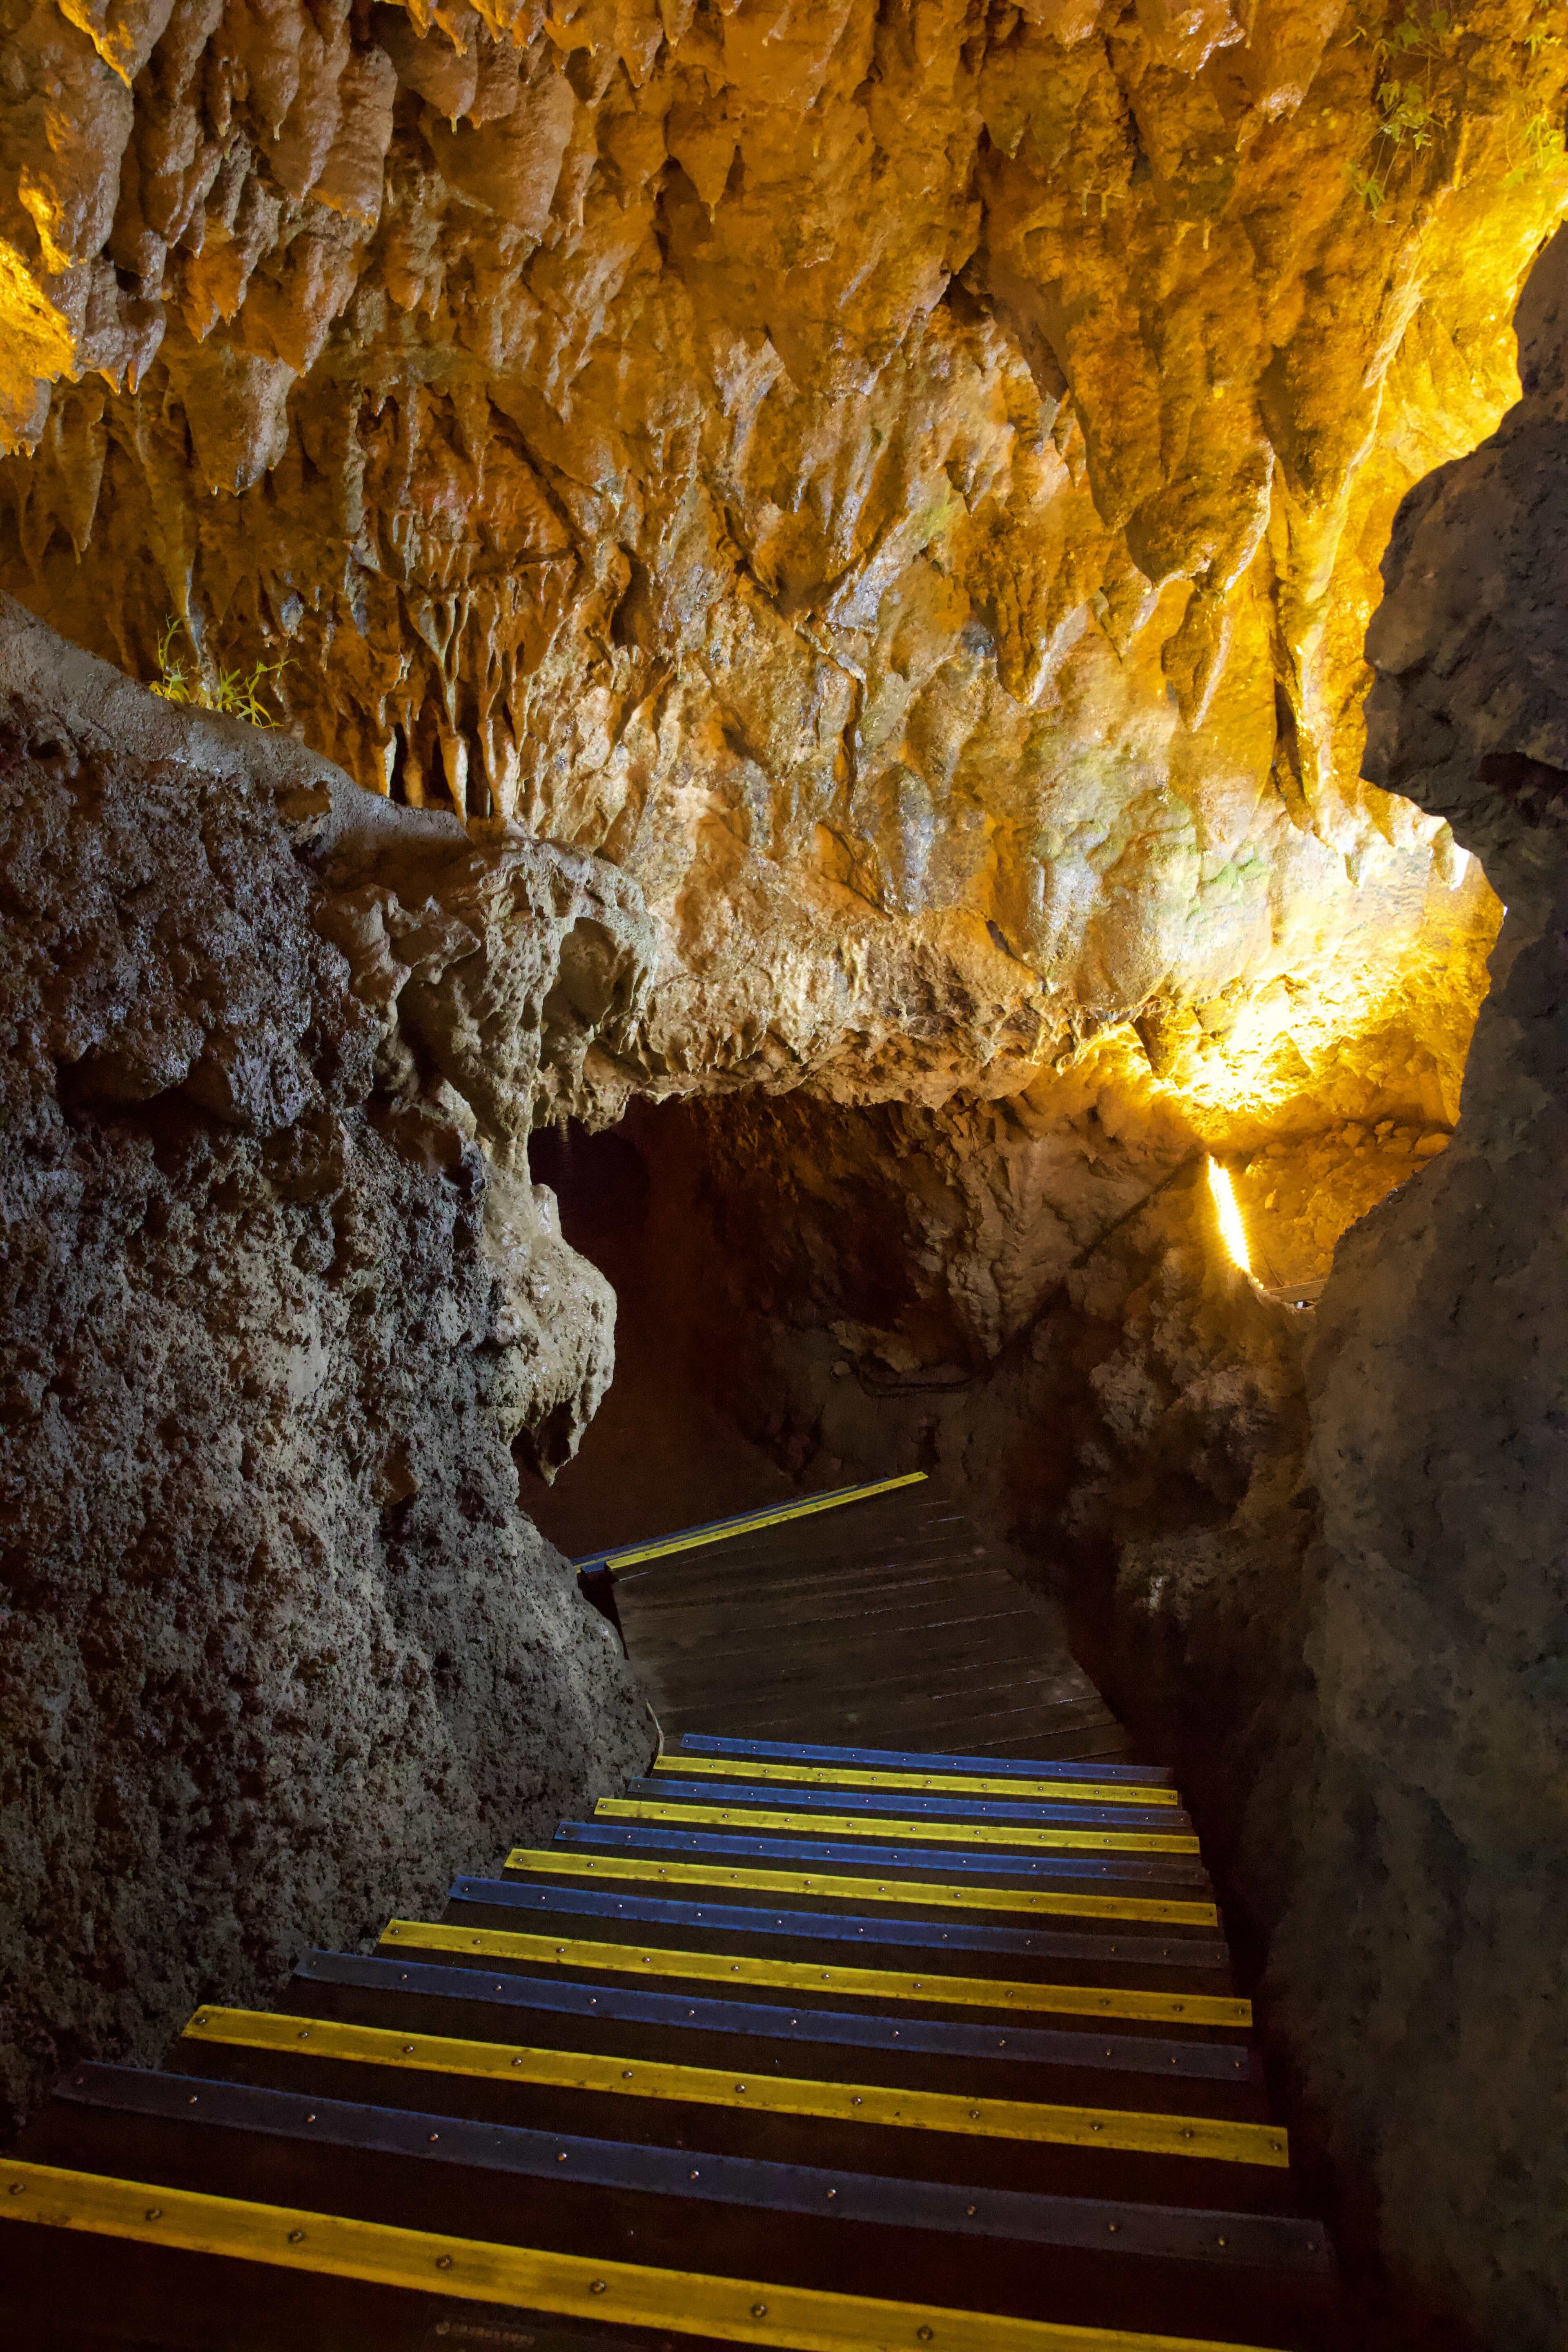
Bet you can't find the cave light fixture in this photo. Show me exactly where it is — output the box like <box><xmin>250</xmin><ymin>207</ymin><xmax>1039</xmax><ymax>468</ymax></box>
<box><xmin>1206</xmin><ymin>1155</ymin><xmax>1252</xmax><ymax>1278</ymax></box>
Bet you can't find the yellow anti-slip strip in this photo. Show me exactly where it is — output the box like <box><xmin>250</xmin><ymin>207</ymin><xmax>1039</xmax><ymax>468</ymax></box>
<box><xmin>380</xmin><ymin>1919</ymin><xmax>1247</xmax><ymax>2028</ymax></box>
<box><xmin>180</xmin><ymin>2010</ymin><xmax>1283</xmax><ymax>2167</ymax></box>
<box><xmin>504</xmin><ymin>1846</ymin><xmax>1221</xmax><ymax>1930</ymax></box>
<box><xmin>655</xmin><ymin>1755</ymin><xmax>1181</xmax><ymax>1809</ymax></box>
<box><xmin>600</xmin><ymin>1797</ymin><xmax>1201</xmax><ymax>1858</ymax></box>
<box><xmin>0</xmin><ymin>2162</ymin><xmax>1287</xmax><ymax>2352</ymax></box>
<box><xmin>593</xmin><ymin>1471</ymin><xmax>928</xmax><ymax>1574</ymax></box>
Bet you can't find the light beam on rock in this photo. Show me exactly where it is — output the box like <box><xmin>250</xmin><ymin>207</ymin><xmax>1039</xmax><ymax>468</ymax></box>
<box><xmin>1206</xmin><ymin>1156</ymin><xmax>1252</xmax><ymax>1277</ymax></box>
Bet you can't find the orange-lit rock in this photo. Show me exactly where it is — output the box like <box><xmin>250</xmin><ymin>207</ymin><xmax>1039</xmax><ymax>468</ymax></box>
<box><xmin>0</xmin><ymin>1</ymin><xmax>1563</xmax><ymax>1114</ymax></box>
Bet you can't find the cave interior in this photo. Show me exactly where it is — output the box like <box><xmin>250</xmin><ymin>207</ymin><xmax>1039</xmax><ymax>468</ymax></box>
<box><xmin>2</xmin><ymin>3</ymin><xmax>1568</xmax><ymax>2348</ymax></box>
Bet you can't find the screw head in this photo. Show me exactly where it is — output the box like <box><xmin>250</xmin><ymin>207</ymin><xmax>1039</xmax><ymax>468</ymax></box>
<box><xmin>590</xmin><ymin>2281</ymin><xmax>607</xmax><ymax>2296</ymax></box>
<box><xmin>436</xmin><ymin>2254</ymin><xmax>452</xmax><ymax>2270</ymax></box>
<box><xmin>287</xmin><ymin>2230</ymin><xmax>304</xmax><ymax>2244</ymax></box>
<box><xmin>145</xmin><ymin>2209</ymin><xmax>162</xmax><ymax>2223</ymax></box>
<box><xmin>751</xmin><ymin>2305</ymin><xmax>768</xmax><ymax>2319</ymax></box>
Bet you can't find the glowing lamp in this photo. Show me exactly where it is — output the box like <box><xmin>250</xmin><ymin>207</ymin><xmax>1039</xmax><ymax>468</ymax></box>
<box><xmin>1206</xmin><ymin>1156</ymin><xmax>1252</xmax><ymax>1276</ymax></box>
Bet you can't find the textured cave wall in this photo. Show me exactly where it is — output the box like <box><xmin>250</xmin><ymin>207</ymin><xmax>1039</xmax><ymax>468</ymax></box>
<box><xmin>1065</xmin><ymin>225</ymin><xmax>1568</xmax><ymax>2349</ymax></box>
<box><xmin>0</xmin><ymin>596</ymin><xmax>653</xmax><ymax>2137</ymax></box>
<box><xmin>2</xmin><ymin>0</ymin><xmax>1564</xmax><ymax>1112</ymax></box>
<box><xmin>544</xmin><ymin>225</ymin><xmax>1568</xmax><ymax>2347</ymax></box>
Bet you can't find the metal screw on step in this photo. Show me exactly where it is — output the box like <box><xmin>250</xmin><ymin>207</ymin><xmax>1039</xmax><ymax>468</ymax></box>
<box><xmin>287</xmin><ymin>2230</ymin><xmax>304</xmax><ymax>2244</ymax></box>
<box><xmin>918</xmin><ymin>2330</ymin><xmax>935</xmax><ymax>2342</ymax></box>
<box><xmin>428</xmin><ymin>2132</ymin><xmax>439</xmax><ymax>2143</ymax></box>
<box><xmin>590</xmin><ymin>2281</ymin><xmax>607</xmax><ymax>2296</ymax></box>
<box><xmin>402</xmin><ymin>2044</ymin><xmax>415</xmax><ymax>2055</ymax></box>
<box><xmin>145</xmin><ymin>2209</ymin><xmax>162</xmax><ymax>2223</ymax></box>
<box><xmin>1107</xmin><ymin>2223</ymin><xmax>1119</xmax><ymax>2234</ymax></box>
<box><xmin>8</xmin><ymin>2184</ymin><xmax>24</xmax><ymax>2197</ymax></box>
<box><xmin>436</xmin><ymin>2255</ymin><xmax>452</xmax><ymax>2270</ymax></box>
<box><xmin>751</xmin><ymin>2305</ymin><xmax>767</xmax><ymax>2319</ymax></box>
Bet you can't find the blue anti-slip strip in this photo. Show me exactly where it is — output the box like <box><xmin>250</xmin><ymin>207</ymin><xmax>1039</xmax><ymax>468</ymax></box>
<box><xmin>454</xmin><ymin>1874</ymin><xmax>1229</xmax><ymax>1970</ymax></box>
<box><xmin>555</xmin><ymin>1818</ymin><xmax>1212</xmax><ymax>1891</ymax></box>
<box><xmin>676</xmin><ymin>1731</ymin><xmax>1173</xmax><ymax>1786</ymax></box>
<box><xmin>634</xmin><ymin>1776</ymin><xmax>1185</xmax><ymax>1831</ymax></box>
<box><xmin>292</xmin><ymin>1948</ymin><xmax>1253</xmax><ymax>2080</ymax></box>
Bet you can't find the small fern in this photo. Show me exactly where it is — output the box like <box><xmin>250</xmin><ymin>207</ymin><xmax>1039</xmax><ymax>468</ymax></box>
<box><xmin>147</xmin><ymin>616</ymin><xmax>288</xmax><ymax>728</ymax></box>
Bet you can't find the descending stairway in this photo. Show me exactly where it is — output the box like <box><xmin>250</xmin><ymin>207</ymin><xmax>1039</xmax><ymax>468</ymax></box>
<box><xmin>2</xmin><ymin>1485</ymin><xmax>1340</xmax><ymax>2352</ymax></box>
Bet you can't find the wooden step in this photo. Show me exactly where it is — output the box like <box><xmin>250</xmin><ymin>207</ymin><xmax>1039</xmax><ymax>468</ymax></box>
<box><xmin>2</xmin><ymin>1486</ymin><xmax>1336</xmax><ymax>2352</ymax></box>
<box><xmin>14</xmin><ymin>2069</ymin><xmax>1335</xmax><ymax>2345</ymax></box>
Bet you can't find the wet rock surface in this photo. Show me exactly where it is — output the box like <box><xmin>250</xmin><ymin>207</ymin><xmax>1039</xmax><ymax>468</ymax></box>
<box><xmin>0</xmin><ymin>598</ymin><xmax>652</xmax><ymax>2137</ymax></box>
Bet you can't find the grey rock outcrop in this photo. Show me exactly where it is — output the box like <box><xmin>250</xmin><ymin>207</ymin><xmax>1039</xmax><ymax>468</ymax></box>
<box><xmin>0</xmin><ymin>597</ymin><xmax>654</xmax><ymax>2136</ymax></box>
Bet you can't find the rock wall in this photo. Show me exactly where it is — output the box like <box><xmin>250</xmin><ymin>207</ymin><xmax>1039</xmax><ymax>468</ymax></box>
<box><xmin>3</xmin><ymin>1</ymin><xmax>1565</xmax><ymax>1110</ymax></box>
<box><xmin>0</xmin><ymin>596</ymin><xmax>654</xmax><ymax>2136</ymax></box>
<box><xmin>545</xmin><ymin>224</ymin><xmax>1568</xmax><ymax>2348</ymax></box>
<box><xmin>1081</xmin><ymin>225</ymin><xmax>1568</xmax><ymax>2349</ymax></box>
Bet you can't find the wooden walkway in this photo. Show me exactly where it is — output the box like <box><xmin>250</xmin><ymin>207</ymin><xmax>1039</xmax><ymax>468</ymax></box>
<box><xmin>592</xmin><ymin>1476</ymin><xmax>1136</xmax><ymax>1764</ymax></box>
<box><xmin>2</xmin><ymin>1477</ymin><xmax>1340</xmax><ymax>2351</ymax></box>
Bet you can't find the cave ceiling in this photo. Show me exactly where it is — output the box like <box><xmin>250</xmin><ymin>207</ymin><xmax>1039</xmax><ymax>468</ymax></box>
<box><xmin>1</xmin><ymin>0</ymin><xmax>1564</xmax><ymax>1128</ymax></box>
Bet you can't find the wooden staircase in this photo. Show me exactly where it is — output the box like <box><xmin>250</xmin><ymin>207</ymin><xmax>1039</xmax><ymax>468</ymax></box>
<box><xmin>2</xmin><ymin>1483</ymin><xmax>1340</xmax><ymax>2351</ymax></box>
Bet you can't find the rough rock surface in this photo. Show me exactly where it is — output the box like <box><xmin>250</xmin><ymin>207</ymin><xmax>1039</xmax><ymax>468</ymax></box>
<box><xmin>3</xmin><ymin>1</ymin><xmax>1566</xmax><ymax>1109</ymax></box>
<box><xmin>1081</xmin><ymin>225</ymin><xmax>1568</xmax><ymax>2349</ymax></box>
<box><xmin>0</xmin><ymin>597</ymin><xmax>653</xmax><ymax>2136</ymax></box>
<box><xmin>535</xmin><ymin>225</ymin><xmax>1568</xmax><ymax>2346</ymax></box>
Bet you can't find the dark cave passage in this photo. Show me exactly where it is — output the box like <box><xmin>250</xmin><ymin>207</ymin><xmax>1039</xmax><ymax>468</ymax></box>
<box><xmin>517</xmin><ymin>1116</ymin><xmax>799</xmax><ymax>1561</ymax></box>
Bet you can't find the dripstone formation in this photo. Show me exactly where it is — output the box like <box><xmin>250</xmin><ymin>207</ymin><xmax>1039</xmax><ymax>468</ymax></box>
<box><xmin>3</xmin><ymin>1</ymin><xmax>1566</xmax><ymax>1108</ymax></box>
<box><xmin>2</xmin><ymin>8</ymin><xmax>1568</xmax><ymax>2349</ymax></box>
<box><xmin>0</xmin><ymin>598</ymin><xmax>653</xmax><ymax>2137</ymax></box>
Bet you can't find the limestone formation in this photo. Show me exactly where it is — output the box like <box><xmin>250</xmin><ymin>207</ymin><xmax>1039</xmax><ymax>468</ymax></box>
<box><xmin>2</xmin><ymin>2</ymin><xmax>1566</xmax><ymax>1116</ymax></box>
<box><xmin>0</xmin><ymin>595</ymin><xmax>653</xmax><ymax>2136</ymax></box>
<box><xmin>1075</xmin><ymin>224</ymin><xmax>1568</xmax><ymax>2348</ymax></box>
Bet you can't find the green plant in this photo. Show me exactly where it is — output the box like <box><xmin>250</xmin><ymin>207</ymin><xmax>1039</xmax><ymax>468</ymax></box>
<box><xmin>1344</xmin><ymin>4</ymin><xmax>1566</xmax><ymax>216</ymax></box>
<box><xmin>147</xmin><ymin>615</ymin><xmax>288</xmax><ymax>727</ymax></box>
<box><xmin>1344</xmin><ymin>8</ymin><xmax>1458</xmax><ymax>216</ymax></box>
<box><xmin>1507</xmin><ymin>107</ymin><xmax>1561</xmax><ymax>187</ymax></box>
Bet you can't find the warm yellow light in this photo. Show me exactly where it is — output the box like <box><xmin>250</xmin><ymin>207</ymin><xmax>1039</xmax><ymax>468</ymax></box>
<box><xmin>1206</xmin><ymin>1156</ymin><xmax>1252</xmax><ymax>1276</ymax></box>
